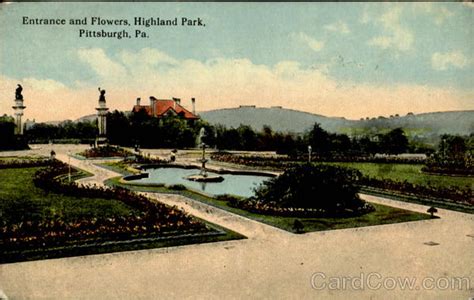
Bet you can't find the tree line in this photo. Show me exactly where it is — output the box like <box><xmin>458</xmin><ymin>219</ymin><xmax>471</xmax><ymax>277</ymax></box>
<box><xmin>107</xmin><ymin>110</ymin><xmax>412</xmax><ymax>156</ymax></box>
<box><xmin>7</xmin><ymin>109</ymin><xmax>470</xmax><ymax>158</ymax></box>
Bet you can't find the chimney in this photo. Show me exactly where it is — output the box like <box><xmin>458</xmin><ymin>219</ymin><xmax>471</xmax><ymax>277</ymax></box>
<box><xmin>149</xmin><ymin>96</ymin><xmax>156</xmax><ymax>117</ymax></box>
<box><xmin>172</xmin><ymin>97</ymin><xmax>180</xmax><ymax>110</ymax></box>
<box><xmin>136</xmin><ymin>97</ymin><xmax>141</xmax><ymax>106</ymax></box>
<box><xmin>191</xmin><ymin>98</ymin><xmax>196</xmax><ymax>115</ymax></box>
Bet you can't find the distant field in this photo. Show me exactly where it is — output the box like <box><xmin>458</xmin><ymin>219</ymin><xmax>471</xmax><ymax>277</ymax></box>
<box><xmin>323</xmin><ymin>162</ymin><xmax>472</xmax><ymax>190</ymax></box>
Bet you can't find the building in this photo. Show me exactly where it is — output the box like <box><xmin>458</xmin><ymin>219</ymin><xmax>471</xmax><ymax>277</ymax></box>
<box><xmin>132</xmin><ymin>96</ymin><xmax>199</xmax><ymax>121</ymax></box>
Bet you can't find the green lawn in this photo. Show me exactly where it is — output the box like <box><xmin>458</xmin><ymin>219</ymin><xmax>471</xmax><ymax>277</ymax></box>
<box><xmin>322</xmin><ymin>162</ymin><xmax>472</xmax><ymax>190</ymax></box>
<box><xmin>106</xmin><ymin>176</ymin><xmax>433</xmax><ymax>234</ymax></box>
<box><xmin>99</xmin><ymin>161</ymin><xmax>138</xmax><ymax>175</ymax></box>
<box><xmin>0</xmin><ymin>164</ymin><xmax>244</xmax><ymax>263</ymax></box>
<box><xmin>0</xmin><ymin>167</ymin><xmax>138</xmax><ymax>223</ymax></box>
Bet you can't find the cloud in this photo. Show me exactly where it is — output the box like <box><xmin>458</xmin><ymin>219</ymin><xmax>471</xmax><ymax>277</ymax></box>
<box><xmin>77</xmin><ymin>48</ymin><xmax>127</xmax><ymax>81</ymax></box>
<box><xmin>292</xmin><ymin>32</ymin><xmax>324</xmax><ymax>52</ymax></box>
<box><xmin>1</xmin><ymin>48</ymin><xmax>472</xmax><ymax>122</ymax></box>
<box><xmin>21</xmin><ymin>78</ymin><xmax>67</xmax><ymax>92</ymax></box>
<box><xmin>120</xmin><ymin>48</ymin><xmax>178</xmax><ymax>70</ymax></box>
<box><xmin>462</xmin><ymin>1</ymin><xmax>474</xmax><ymax>8</ymax></box>
<box><xmin>0</xmin><ymin>75</ymin><xmax>98</xmax><ymax>122</ymax></box>
<box><xmin>360</xmin><ymin>9</ymin><xmax>371</xmax><ymax>24</ymax></box>
<box><xmin>431</xmin><ymin>51</ymin><xmax>470</xmax><ymax>70</ymax></box>
<box><xmin>368</xmin><ymin>6</ymin><xmax>414</xmax><ymax>52</ymax></box>
<box><xmin>324</xmin><ymin>21</ymin><xmax>350</xmax><ymax>34</ymax></box>
<box><xmin>413</xmin><ymin>3</ymin><xmax>454</xmax><ymax>25</ymax></box>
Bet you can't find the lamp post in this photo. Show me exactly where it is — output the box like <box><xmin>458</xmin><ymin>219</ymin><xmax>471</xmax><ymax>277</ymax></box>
<box><xmin>308</xmin><ymin>145</ymin><xmax>312</xmax><ymax>163</ymax></box>
<box><xmin>68</xmin><ymin>150</ymin><xmax>71</xmax><ymax>183</ymax></box>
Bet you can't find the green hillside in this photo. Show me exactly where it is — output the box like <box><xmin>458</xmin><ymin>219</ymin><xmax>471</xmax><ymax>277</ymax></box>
<box><xmin>199</xmin><ymin>107</ymin><xmax>474</xmax><ymax>136</ymax></box>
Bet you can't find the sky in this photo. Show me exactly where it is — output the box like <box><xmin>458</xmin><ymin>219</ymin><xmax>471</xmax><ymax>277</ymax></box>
<box><xmin>0</xmin><ymin>2</ymin><xmax>473</xmax><ymax>122</ymax></box>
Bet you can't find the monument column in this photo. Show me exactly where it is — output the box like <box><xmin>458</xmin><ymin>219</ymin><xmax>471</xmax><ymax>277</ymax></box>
<box><xmin>96</xmin><ymin>87</ymin><xmax>109</xmax><ymax>140</ymax></box>
<box><xmin>12</xmin><ymin>84</ymin><xmax>26</xmax><ymax>135</ymax></box>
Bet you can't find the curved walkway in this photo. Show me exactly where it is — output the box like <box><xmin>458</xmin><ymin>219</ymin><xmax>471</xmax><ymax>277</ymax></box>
<box><xmin>1</xmin><ymin>146</ymin><xmax>473</xmax><ymax>299</ymax></box>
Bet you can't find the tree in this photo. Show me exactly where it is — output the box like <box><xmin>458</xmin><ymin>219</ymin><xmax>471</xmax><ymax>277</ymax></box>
<box><xmin>330</xmin><ymin>133</ymin><xmax>352</xmax><ymax>154</ymax></box>
<box><xmin>107</xmin><ymin>111</ymin><xmax>131</xmax><ymax>145</ymax></box>
<box><xmin>258</xmin><ymin>125</ymin><xmax>275</xmax><ymax>150</ymax></box>
<box><xmin>219</xmin><ymin>128</ymin><xmax>241</xmax><ymax>150</ymax></box>
<box><xmin>276</xmin><ymin>133</ymin><xmax>297</xmax><ymax>156</ymax></box>
<box><xmin>354</xmin><ymin>136</ymin><xmax>379</xmax><ymax>156</ymax></box>
<box><xmin>379</xmin><ymin>128</ymin><xmax>408</xmax><ymax>154</ymax></box>
<box><xmin>306</xmin><ymin>123</ymin><xmax>330</xmax><ymax>155</ymax></box>
<box><xmin>0</xmin><ymin>116</ymin><xmax>16</xmax><ymax>150</ymax></box>
<box><xmin>237</xmin><ymin>125</ymin><xmax>258</xmax><ymax>150</ymax></box>
<box><xmin>424</xmin><ymin>134</ymin><xmax>472</xmax><ymax>174</ymax></box>
<box><xmin>438</xmin><ymin>135</ymin><xmax>467</xmax><ymax>161</ymax></box>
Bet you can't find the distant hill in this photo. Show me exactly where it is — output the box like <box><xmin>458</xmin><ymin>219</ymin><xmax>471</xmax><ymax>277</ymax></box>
<box><xmin>199</xmin><ymin>106</ymin><xmax>356</xmax><ymax>133</ymax></box>
<box><xmin>75</xmin><ymin>114</ymin><xmax>97</xmax><ymax>123</ymax></box>
<box><xmin>70</xmin><ymin>107</ymin><xmax>473</xmax><ymax>137</ymax></box>
<box><xmin>199</xmin><ymin>107</ymin><xmax>474</xmax><ymax>136</ymax></box>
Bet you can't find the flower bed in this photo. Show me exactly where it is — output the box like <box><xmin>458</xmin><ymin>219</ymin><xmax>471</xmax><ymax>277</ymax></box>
<box><xmin>228</xmin><ymin>198</ymin><xmax>375</xmax><ymax>218</ymax></box>
<box><xmin>421</xmin><ymin>165</ymin><xmax>474</xmax><ymax>176</ymax></box>
<box><xmin>80</xmin><ymin>145</ymin><xmax>132</xmax><ymax>158</ymax></box>
<box><xmin>1</xmin><ymin>160</ymin><xmax>208</xmax><ymax>254</ymax></box>
<box><xmin>210</xmin><ymin>153</ymin><xmax>425</xmax><ymax>168</ymax></box>
<box><xmin>0</xmin><ymin>157</ymin><xmax>51</xmax><ymax>169</ymax></box>
<box><xmin>359</xmin><ymin>176</ymin><xmax>473</xmax><ymax>206</ymax></box>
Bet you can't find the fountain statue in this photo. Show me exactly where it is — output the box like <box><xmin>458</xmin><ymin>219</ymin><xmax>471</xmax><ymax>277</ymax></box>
<box><xmin>198</xmin><ymin>127</ymin><xmax>208</xmax><ymax>176</ymax></box>
<box><xmin>185</xmin><ymin>127</ymin><xmax>224</xmax><ymax>183</ymax></box>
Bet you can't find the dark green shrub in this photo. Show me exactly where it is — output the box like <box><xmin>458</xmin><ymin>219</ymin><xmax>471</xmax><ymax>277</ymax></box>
<box><xmin>168</xmin><ymin>184</ymin><xmax>187</xmax><ymax>191</ymax></box>
<box><xmin>293</xmin><ymin>219</ymin><xmax>304</xmax><ymax>233</ymax></box>
<box><xmin>216</xmin><ymin>194</ymin><xmax>242</xmax><ymax>206</ymax></box>
<box><xmin>254</xmin><ymin>164</ymin><xmax>366</xmax><ymax>213</ymax></box>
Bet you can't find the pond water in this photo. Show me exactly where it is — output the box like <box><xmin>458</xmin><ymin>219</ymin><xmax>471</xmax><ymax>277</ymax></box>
<box><xmin>130</xmin><ymin>167</ymin><xmax>273</xmax><ymax>198</ymax></box>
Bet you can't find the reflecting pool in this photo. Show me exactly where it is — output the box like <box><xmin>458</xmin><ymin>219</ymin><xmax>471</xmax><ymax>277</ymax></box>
<box><xmin>128</xmin><ymin>167</ymin><xmax>273</xmax><ymax>198</ymax></box>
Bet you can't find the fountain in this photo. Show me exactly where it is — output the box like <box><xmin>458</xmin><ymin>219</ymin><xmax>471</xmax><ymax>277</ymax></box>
<box><xmin>121</xmin><ymin>128</ymin><xmax>276</xmax><ymax>197</ymax></box>
<box><xmin>185</xmin><ymin>128</ymin><xmax>224</xmax><ymax>183</ymax></box>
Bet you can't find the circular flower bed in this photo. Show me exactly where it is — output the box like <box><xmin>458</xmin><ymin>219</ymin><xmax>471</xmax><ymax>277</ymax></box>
<box><xmin>80</xmin><ymin>145</ymin><xmax>132</xmax><ymax>158</ymax></box>
<box><xmin>230</xmin><ymin>164</ymin><xmax>374</xmax><ymax>217</ymax></box>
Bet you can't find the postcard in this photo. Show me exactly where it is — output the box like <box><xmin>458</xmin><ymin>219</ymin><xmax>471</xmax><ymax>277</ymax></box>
<box><xmin>0</xmin><ymin>2</ymin><xmax>473</xmax><ymax>299</ymax></box>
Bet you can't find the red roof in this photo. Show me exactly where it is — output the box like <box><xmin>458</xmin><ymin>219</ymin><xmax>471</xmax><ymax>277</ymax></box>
<box><xmin>132</xmin><ymin>99</ymin><xmax>199</xmax><ymax>120</ymax></box>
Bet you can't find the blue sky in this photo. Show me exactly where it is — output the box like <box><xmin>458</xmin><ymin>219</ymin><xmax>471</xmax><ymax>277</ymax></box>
<box><xmin>0</xmin><ymin>2</ymin><xmax>472</xmax><ymax>121</ymax></box>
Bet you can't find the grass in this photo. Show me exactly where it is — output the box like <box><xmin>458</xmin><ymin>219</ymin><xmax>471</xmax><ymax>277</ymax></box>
<box><xmin>0</xmin><ymin>167</ymin><xmax>138</xmax><ymax>222</ymax></box>
<box><xmin>99</xmin><ymin>161</ymin><xmax>138</xmax><ymax>175</ymax></box>
<box><xmin>0</xmin><ymin>164</ymin><xmax>244</xmax><ymax>263</ymax></box>
<box><xmin>105</xmin><ymin>176</ymin><xmax>433</xmax><ymax>234</ymax></box>
<box><xmin>321</xmin><ymin>162</ymin><xmax>472</xmax><ymax>190</ymax></box>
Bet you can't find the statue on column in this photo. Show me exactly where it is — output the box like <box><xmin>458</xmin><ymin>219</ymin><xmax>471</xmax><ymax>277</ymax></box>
<box><xmin>15</xmin><ymin>84</ymin><xmax>23</xmax><ymax>100</ymax></box>
<box><xmin>98</xmin><ymin>87</ymin><xmax>106</xmax><ymax>102</ymax></box>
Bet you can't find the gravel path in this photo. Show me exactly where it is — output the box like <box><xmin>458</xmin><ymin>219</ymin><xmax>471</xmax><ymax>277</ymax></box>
<box><xmin>1</xmin><ymin>145</ymin><xmax>473</xmax><ymax>299</ymax></box>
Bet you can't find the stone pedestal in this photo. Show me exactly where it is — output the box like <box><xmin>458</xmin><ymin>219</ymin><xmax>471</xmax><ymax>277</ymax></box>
<box><xmin>12</xmin><ymin>98</ymin><xmax>26</xmax><ymax>135</ymax></box>
<box><xmin>96</xmin><ymin>101</ymin><xmax>109</xmax><ymax>137</ymax></box>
